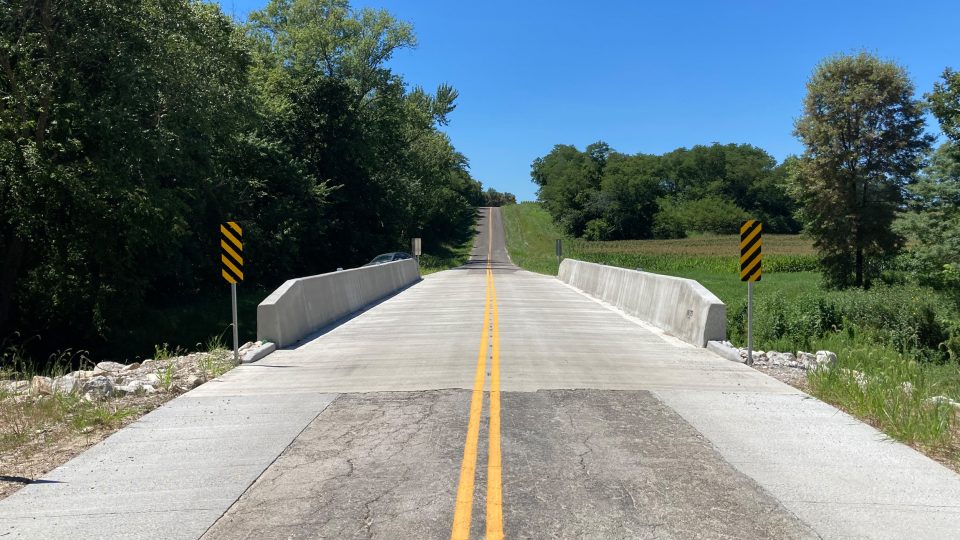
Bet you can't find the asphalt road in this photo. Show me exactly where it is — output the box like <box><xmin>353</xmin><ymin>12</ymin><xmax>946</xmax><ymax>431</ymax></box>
<box><xmin>4</xmin><ymin>207</ymin><xmax>960</xmax><ymax>539</ymax></box>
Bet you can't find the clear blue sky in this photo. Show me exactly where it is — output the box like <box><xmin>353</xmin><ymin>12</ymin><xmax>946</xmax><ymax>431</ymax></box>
<box><xmin>218</xmin><ymin>0</ymin><xmax>960</xmax><ymax>201</ymax></box>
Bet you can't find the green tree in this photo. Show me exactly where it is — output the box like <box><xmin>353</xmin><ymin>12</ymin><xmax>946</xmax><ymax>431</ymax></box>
<box><xmin>896</xmin><ymin>144</ymin><xmax>960</xmax><ymax>288</ymax></box>
<box><xmin>793</xmin><ymin>52</ymin><xmax>932</xmax><ymax>288</ymax></box>
<box><xmin>482</xmin><ymin>188</ymin><xmax>517</xmax><ymax>207</ymax></box>
<box><xmin>248</xmin><ymin>0</ymin><xmax>478</xmax><ymax>267</ymax></box>
<box><xmin>531</xmin><ymin>142</ymin><xmax>606</xmax><ymax>236</ymax></box>
<box><xmin>0</xmin><ymin>0</ymin><xmax>256</xmax><ymax>346</ymax></box>
<box><xmin>597</xmin><ymin>153</ymin><xmax>663</xmax><ymax>239</ymax></box>
<box><xmin>895</xmin><ymin>68</ymin><xmax>960</xmax><ymax>296</ymax></box>
<box><xmin>929</xmin><ymin>68</ymin><xmax>960</xmax><ymax>143</ymax></box>
<box><xmin>659</xmin><ymin>143</ymin><xmax>799</xmax><ymax>233</ymax></box>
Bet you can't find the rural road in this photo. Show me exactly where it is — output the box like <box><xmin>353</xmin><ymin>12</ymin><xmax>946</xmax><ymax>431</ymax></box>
<box><xmin>3</xmin><ymin>208</ymin><xmax>960</xmax><ymax>539</ymax></box>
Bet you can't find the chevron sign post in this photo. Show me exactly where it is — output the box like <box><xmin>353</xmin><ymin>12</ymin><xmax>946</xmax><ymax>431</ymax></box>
<box><xmin>740</xmin><ymin>220</ymin><xmax>762</xmax><ymax>364</ymax></box>
<box><xmin>220</xmin><ymin>222</ymin><xmax>243</xmax><ymax>363</ymax></box>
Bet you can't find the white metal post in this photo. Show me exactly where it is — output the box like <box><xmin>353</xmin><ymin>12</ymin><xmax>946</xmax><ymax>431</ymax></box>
<box><xmin>231</xmin><ymin>282</ymin><xmax>239</xmax><ymax>363</ymax></box>
<box><xmin>747</xmin><ymin>281</ymin><xmax>753</xmax><ymax>365</ymax></box>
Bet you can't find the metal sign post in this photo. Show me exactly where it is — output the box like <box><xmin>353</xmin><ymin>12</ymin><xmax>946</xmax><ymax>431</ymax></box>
<box><xmin>739</xmin><ymin>220</ymin><xmax>762</xmax><ymax>365</ymax></box>
<box><xmin>556</xmin><ymin>239</ymin><xmax>563</xmax><ymax>265</ymax></box>
<box><xmin>231</xmin><ymin>283</ymin><xmax>238</xmax><ymax>363</ymax></box>
<box><xmin>412</xmin><ymin>237</ymin><xmax>422</xmax><ymax>261</ymax></box>
<box><xmin>221</xmin><ymin>221</ymin><xmax>244</xmax><ymax>363</ymax></box>
<box><xmin>747</xmin><ymin>281</ymin><xmax>753</xmax><ymax>364</ymax></box>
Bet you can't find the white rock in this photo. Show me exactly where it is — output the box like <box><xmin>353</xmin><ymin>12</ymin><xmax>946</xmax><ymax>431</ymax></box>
<box><xmin>81</xmin><ymin>376</ymin><xmax>114</xmax><ymax>400</ymax></box>
<box><xmin>141</xmin><ymin>359</ymin><xmax>156</xmax><ymax>370</ymax></box>
<box><xmin>926</xmin><ymin>395</ymin><xmax>960</xmax><ymax>409</ymax></box>
<box><xmin>797</xmin><ymin>351</ymin><xmax>818</xmax><ymax>370</ymax></box>
<box><xmin>51</xmin><ymin>376</ymin><xmax>80</xmax><ymax>394</ymax></box>
<box><xmin>2</xmin><ymin>380</ymin><xmax>29</xmax><ymax>394</ymax></box>
<box><xmin>137</xmin><ymin>373</ymin><xmax>162</xmax><ymax>386</ymax></box>
<box><xmin>141</xmin><ymin>384</ymin><xmax>157</xmax><ymax>394</ymax></box>
<box><xmin>900</xmin><ymin>381</ymin><xmax>914</xmax><ymax>396</ymax></box>
<box><xmin>123</xmin><ymin>362</ymin><xmax>141</xmax><ymax>372</ymax></box>
<box><xmin>93</xmin><ymin>361</ymin><xmax>126</xmax><ymax>375</ymax></box>
<box><xmin>31</xmin><ymin>376</ymin><xmax>53</xmax><ymax>396</ymax></box>
<box><xmin>185</xmin><ymin>375</ymin><xmax>204</xmax><ymax>389</ymax></box>
<box><xmin>815</xmin><ymin>351</ymin><xmax>838</xmax><ymax>369</ymax></box>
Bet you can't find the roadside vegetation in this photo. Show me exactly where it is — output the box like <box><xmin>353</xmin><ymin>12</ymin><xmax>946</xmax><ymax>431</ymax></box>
<box><xmin>502</xmin><ymin>202</ymin><xmax>960</xmax><ymax>468</ymax></box>
<box><xmin>518</xmin><ymin>51</ymin><xmax>960</xmax><ymax>466</ymax></box>
<box><xmin>0</xmin><ymin>335</ymin><xmax>243</xmax><ymax>500</ymax></box>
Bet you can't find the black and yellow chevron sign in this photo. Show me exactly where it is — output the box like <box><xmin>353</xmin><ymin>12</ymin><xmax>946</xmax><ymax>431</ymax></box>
<box><xmin>220</xmin><ymin>222</ymin><xmax>244</xmax><ymax>284</ymax></box>
<box><xmin>740</xmin><ymin>220</ymin><xmax>762</xmax><ymax>282</ymax></box>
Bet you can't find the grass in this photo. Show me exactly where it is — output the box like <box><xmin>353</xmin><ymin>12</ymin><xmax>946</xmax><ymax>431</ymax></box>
<box><xmin>501</xmin><ymin>202</ymin><xmax>567</xmax><ymax>275</ymax></box>
<box><xmin>501</xmin><ymin>201</ymin><xmax>960</xmax><ymax>466</ymax></box>
<box><xmin>419</xmin><ymin>234</ymin><xmax>476</xmax><ymax>275</ymax></box>
<box><xmin>196</xmin><ymin>334</ymin><xmax>237</xmax><ymax>379</ymax></box>
<box><xmin>0</xmin><ymin>390</ymin><xmax>138</xmax><ymax>454</ymax></box>
<box><xmin>806</xmin><ymin>335</ymin><xmax>959</xmax><ymax>449</ymax></box>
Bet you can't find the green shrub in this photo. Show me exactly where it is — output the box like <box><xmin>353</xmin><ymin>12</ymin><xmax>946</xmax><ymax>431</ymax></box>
<box><xmin>583</xmin><ymin>219</ymin><xmax>614</xmax><ymax>241</ymax></box>
<box><xmin>653</xmin><ymin>196</ymin><xmax>750</xmax><ymax>237</ymax></box>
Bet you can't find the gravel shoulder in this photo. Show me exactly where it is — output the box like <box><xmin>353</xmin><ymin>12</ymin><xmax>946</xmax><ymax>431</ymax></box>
<box><xmin>0</xmin><ymin>342</ymin><xmax>260</xmax><ymax>501</ymax></box>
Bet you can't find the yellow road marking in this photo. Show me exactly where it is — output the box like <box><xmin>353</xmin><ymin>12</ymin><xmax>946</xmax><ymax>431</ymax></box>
<box><xmin>486</xmin><ymin>261</ymin><xmax>503</xmax><ymax>539</ymax></box>
<box><xmin>451</xmin><ymin>208</ymin><xmax>506</xmax><ymax>539</ymax></box>
<box><xmin>451</xmin><ymin>266</ymin><xmax>491</xmax><ymax>539</ymax></box>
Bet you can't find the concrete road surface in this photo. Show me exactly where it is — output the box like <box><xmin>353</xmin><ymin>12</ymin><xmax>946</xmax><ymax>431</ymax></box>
<box><xmin>3</xmin><ymin>207</ymin><xmax>960</xmax><ymax>539</ymax></box>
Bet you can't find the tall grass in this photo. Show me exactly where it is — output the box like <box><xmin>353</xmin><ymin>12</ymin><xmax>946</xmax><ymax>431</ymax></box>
<box><xmin>501</xmin><ymin>202</ymin><xmax>566</xmax><ymax>275</ymax></box>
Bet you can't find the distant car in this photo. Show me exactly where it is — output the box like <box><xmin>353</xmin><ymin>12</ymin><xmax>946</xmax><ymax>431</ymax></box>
<box><xmin>363</xmin><ymin>252</ymin><xmax>413</xmax><ymax>266</ymax></box>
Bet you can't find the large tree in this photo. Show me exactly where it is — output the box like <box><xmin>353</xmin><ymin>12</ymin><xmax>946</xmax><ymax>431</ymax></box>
<box><xmin>531</xmin><ymin>142</ymin><xmax>607</xmax><ymax>236</ymax></box>
<box><xmin>0</xmin><ymin>0</ymin><xmax>255</xmax><ymax>346</ymax></box>
<box><xmin>896</xmin><ymin>68</ymin><xmax>960</xmax><ymax>293</ymax></box>
<box><xmin>793</xmin><ymin>52</ymin><xmax>932</xmax><ymax>288</ymax></box>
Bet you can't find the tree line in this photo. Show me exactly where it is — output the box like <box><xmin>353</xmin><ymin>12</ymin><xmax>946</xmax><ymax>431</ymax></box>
<box><xmin>533</xmin><ymin>52</ymin><xmax>960</xmax><ymax>291</ymax></box>
<box><xmin>532</xmin><ymin>142</ymin><xmax>800</xmax><ymax>241</ymax></box>
<box><xmin>0</xmin><ymin>0</ymin><xmax>486</xmax><ymax>358</ymax></box>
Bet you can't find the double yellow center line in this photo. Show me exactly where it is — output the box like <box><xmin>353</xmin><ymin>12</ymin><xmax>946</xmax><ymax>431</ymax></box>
<box><xmin>451</xmin><ymin>208</ymin><xmax>503</xmax><ymax>540</ymax></box>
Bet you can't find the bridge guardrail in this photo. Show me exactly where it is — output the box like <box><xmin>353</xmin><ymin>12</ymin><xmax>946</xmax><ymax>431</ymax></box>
<box><xmin>257</xmin><ymin>259</ymin><xmax>421</xmax><ymax>348</ymax></box>
<box><xmin>558</xmin><ymin>259</ymin><xmax>725</xmax><ymax>347</ymax></box>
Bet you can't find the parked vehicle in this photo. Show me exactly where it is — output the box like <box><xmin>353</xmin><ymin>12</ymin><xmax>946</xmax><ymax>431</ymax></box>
<box><xmin>363</xmin><ymin>252</ymin><xmax>413</xmax><ymax>266</ymax></box>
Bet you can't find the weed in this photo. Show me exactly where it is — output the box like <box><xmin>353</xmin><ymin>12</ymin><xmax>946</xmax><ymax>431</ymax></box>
<box><xmin>157</xmin><ymin>363</ymin><xmax>175</xmax><ymax>390</ymax></box>
<box><xmin>196</xmin><ymin>331</ymin><xmax>236</xmax><ymax>380</ymax></box>
<box><xmin>1</xmin><ymin>333</ymin><xmax>91</xmax><ymax>380</ymax></box>
<box><xmin>67</xmin><ymin>397</ymin><xmax>136</xmax><ymax>433</ymax></box>
<box><xmin>152</xmin><ymin>343</ymin><xmax>183</xmax><ymax>362</ymax></box>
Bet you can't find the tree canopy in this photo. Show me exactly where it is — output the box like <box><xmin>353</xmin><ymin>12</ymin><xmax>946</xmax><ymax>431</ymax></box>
<box><xmin>793</xmin><ymin>52</ymin><xmax>932</xmax><ymax>288</ymax></box>
<box><xmin>531</xmin><ymin>142</ymin><xmax>799</xmax><ymax>240</ymax></box>
<box><xmin>0</xmin><ymin>0</ymin><xmax>485</xmax><ymax>359</ymax></box>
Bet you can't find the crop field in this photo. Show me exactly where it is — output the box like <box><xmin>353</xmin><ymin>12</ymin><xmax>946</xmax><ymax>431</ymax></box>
<box><xmin>577</xmin><ymin>234</ymin><xmax>817</xmax><ymax>256</ymax></box>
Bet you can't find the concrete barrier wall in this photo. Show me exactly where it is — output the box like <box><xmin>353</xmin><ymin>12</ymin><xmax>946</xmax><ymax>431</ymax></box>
<box><xmin>257</xmin><ymin>259</ymin><xmax>420</xmax><ymax>348</ymax></box>
<box><xmin>558</xmin><ymin>259</ymin><xmax>725</xmax><ymax>347</ymax></box>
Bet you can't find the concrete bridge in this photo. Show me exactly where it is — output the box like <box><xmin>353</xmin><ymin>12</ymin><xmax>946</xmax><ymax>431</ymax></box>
<box><xmin>3</xmin><ymin>208</ymin><xmax>960</xmax><ymax>539</ymax></box>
